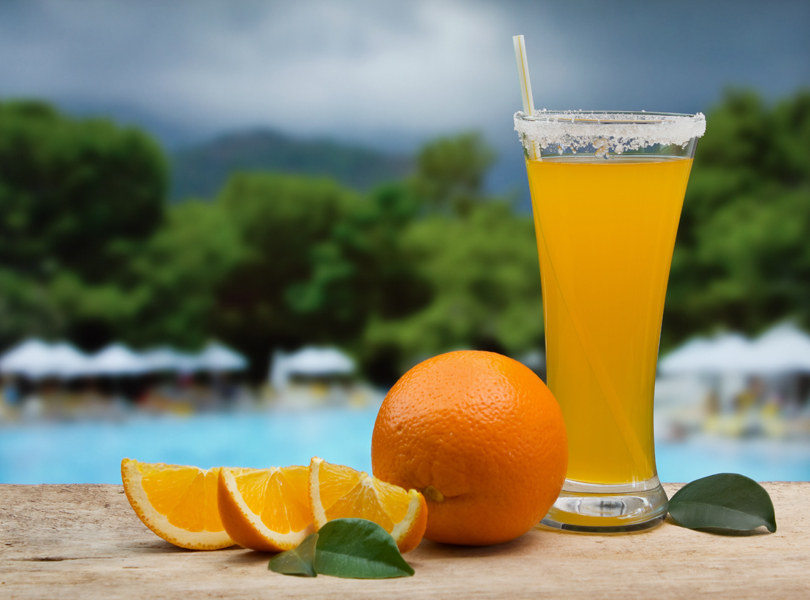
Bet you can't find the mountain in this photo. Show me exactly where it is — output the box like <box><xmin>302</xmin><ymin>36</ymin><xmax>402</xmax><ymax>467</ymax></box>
<box><xmin>170</xmin><ymin>129</ymin><xmax>414</xmax><ymax>201</ymax></box>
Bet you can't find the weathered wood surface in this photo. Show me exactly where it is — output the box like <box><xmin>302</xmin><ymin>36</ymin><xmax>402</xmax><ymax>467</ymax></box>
<box><xmin>1</xmin><ymin>483</ymin><xmax>808</xmax><ymax>599</ymax></box>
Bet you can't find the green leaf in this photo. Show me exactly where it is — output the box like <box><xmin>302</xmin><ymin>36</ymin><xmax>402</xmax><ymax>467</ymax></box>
<box><xmin>268</xmin><ymin>533</ymin><xmax>318</xmax><ymax>577</ymax></box>
<box><xmin>669</xmin><ymin>473</ymin><xmax>777</xmax><ymax>533</ymax></box>
<box><xmin>313</xmin><ymin>518</ymin><xmax>415</xmax><ymax>579</ymax></box>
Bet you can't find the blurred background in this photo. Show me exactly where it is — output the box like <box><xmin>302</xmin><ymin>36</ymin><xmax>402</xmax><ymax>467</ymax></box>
<box><xmin>1</xmin><ymin>0</ymin><xmax>809</xmax><ymax>484</ymax></box>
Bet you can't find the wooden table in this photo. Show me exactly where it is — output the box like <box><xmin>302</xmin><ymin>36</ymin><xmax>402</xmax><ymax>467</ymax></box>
<box><xmin>1</xmin><ymin>483</ymin><xmax>808</xmax><ymax>599</ymax></box>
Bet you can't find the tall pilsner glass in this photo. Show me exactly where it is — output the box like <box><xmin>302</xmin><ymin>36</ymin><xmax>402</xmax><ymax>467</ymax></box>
<box><xmin>515</xmin><ymin>111</ymin><xmax>706</xmax><ymax>532</ymax></box>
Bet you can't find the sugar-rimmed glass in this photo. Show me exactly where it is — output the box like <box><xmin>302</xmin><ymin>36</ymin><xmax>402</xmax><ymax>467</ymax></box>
<box><xmin>515</xmin><ymin>110</ymin><xmax>705</xmax><ymax>532</ymax></box>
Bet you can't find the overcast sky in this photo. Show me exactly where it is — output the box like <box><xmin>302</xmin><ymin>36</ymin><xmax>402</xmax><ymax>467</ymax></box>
<box><xmin>1</xmin><ymin>0</ymin><xmax>809</xmax><ymax>156</ymax></box>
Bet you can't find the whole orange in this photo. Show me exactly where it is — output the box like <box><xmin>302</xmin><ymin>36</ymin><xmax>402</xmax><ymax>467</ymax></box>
<box><xmin>371</xmin><ymin>350</ymin><xmax>567</xmax><ymax>546</ymax></box>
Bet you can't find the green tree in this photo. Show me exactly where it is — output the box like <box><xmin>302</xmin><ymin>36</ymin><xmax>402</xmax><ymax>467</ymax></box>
<box><xmin>0</xmin><ymin>101</ymin><xmax>167</xmax><ymax>284</ymax></box>
<box><xmin>0</xmin><ymin>100</ymin><xmax>168</xmax><ymax>349</ymax></box>
<box><xmin>324</xmin><ymin>183</ymin><xmax>433</xmax><ymax>383</ymax></box>
<box><xmin>363</xmin><ymin>200</ymin><xmax>543</xmax><ymax>373</ymax></box>
<box><xmin>207</xmin><ymin>174</ymin><xmax>437</xmax><ymax>381</ymax></box>
<box><xmin>210</xmin><ymin>173</ymin><xmax>364</xmax><ymax>377</ymax></box>
<box><xmin>664</xmin><ymin>89</ymin><xmax>810</xmax><ymax>347</ymax></box>
<box><xmin>23</xmin><ymin>199</ymin><xmax>247</xmax><ymax>353</ymax></box>
<box><xmin>412</xmin><ymin>132</ymin><xmax>497</xmax><ymax>216</ymax></box>
<box><xmin>122</xmin><ymin>200</ymin><xmax>246</xmax><ymax>348</ymax></box>
<box><xmin>349</xmin><ymin>133</ymin><xmax>544</xmax><ymax>379</ymax></box>
<box><xmin>0</xmin><ymin>270</ymin><xmax>68</xmax><ymax>345</ymax></box>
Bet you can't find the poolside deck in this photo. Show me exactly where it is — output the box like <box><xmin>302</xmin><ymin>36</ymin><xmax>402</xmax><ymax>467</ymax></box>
<box><xmin>1</xmin><ymin>482</ymin><xmax>808</xmax><ymax>598</ymax></box>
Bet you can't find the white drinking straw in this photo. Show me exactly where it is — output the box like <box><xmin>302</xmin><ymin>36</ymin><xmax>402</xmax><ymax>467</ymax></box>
<box><xmin>513</xmin><ymin>35</ymin><xmax>535</xmax><ymax>116</ymax></box>
<box><xmin>513</xmin><ymin>35</ymin><xmax>538</xmax><ymax>159</ymax></box>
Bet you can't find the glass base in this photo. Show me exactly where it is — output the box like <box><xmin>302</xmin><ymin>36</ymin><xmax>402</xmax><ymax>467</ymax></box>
<box><xmin>541</xmin><ymin>476</ymin><xmax>668</xmax><ymax>533</ymax></box>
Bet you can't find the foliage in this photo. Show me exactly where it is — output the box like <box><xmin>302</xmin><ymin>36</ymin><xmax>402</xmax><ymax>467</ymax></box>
<box><xmin>668</xmin><ymin>473</ymin><xmax>777</xmax><ymax>533</ymax></box>
<box><xmin>124</xmin><ymin>200</ymin><xmax>246</xmax><ymax>349</ymax></box>
<box><xmin>412</xmin><ymin>132</ymin><xmax>497</xmax><ymax>217</ymax></box>
<box><xmin>355</xmin><ymin>134</ymin><xmax>538</xmax><ymax>379</ymax></box>
<box><xmin>0</xmin><ymin>101</ymin><xmax>167</xmax><ymax>285</ymax></box>
<box><xmin>664</xmin><ymin>89</ymin><xmax>810</xmax><ymax>347</ymax></box>
<box><xmin>268</xmin><ymin>519</ymin><xmax>414</xmax><ymax>579</ymax></box>
<box><xmin>2</xmin><ymin>91</ymin><xmax>809</xmax><ymax>380</ymax></box>
<box><xmin>207</xmin><ymin>174</ymin><xmax>432</xmax><ymax>379</ymax></box>
<box><xmin>0</xmin><ymin>100</ymin><xmax>168</xmax><ymax>349</ymax></box>
<box><xmin>362</xmin><ymin>201</ymin><xmax>542</xmax><ymax>373</ymax></box>
<box><xmin>311</xmin><ymin>518</ymin><xmax>414</xmax><ymax>579</ymax></box>
<box><xmin>209</xmin><ymin>173</ymin><xmax>368</xmax><ymax>377</ymax></box>
<box><xmin>0</xmin><ymin>269</ymin><xmax>68</xmax><ymax>344</ymax></box>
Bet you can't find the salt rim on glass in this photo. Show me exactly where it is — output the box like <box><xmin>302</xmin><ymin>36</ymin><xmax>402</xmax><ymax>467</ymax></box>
<box><xmin>514</xmin><ymin>110</ymin><xmax>706</xmax><ymax>155</ymax></box>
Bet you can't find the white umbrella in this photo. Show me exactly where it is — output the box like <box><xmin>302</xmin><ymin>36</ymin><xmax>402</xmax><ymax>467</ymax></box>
<box><xmin>701</xmin><ymin>333</ymin><xmax>760</xmax><ymax>373</ymax></box>
<box><xmin>659</xmin><ymin>333</ymin><xmax>759</xmax><ymax>375</ymax></box>
<box><xmin>270</xmin><ymin>347</ymin><xmax>355</xmax><ymax>388</ymax></box>
<box><xmin>49</xmin><ymin>342</ymin><xmax>93</xmax><ymax>379</ymax></box>
<box><xmin>285</xmin><ymin>347</ymin><xmax>355</xmax><ymax>376</ymax></box>
<box><xmin>752</xmin><ymin>323</ymin><xmax>810</xmax><ymax>374</ymax></box>
<box><xmin>140</xmin><ymin>346</ymin><xmax>236</xmax><ymax>374</ymax></box>
<box><xmin>0</xmin><ymin>339</ymin><xmax>54</xmax><ymax>379</ymax></box>
<box><xmin>197</xmin><ymin>342</ymin><xmax>247</xmax><ymax>372</ymax></box>
<box><xmin>141</xmin><ymin>347</ymin><xmax>184</xmax><ymax>372</ymax></box>
<box><xmin>174</xmin><ymin>352</ymin><xmax>205</xmax><ymax>374</ymax></box>
<box><xmin>88</xmin><ymin>344</ymin><xmax>148</xmax><ymax>376</ymax></box>
<box><xmin>0</xmin><ymin>339</ymin><xmax>94</xmax><ymax>379</ymax></box>
<box><xmin>658</xmin><ymin>337</ymin><xmax>713</xmax><ymax>375</ymax></box>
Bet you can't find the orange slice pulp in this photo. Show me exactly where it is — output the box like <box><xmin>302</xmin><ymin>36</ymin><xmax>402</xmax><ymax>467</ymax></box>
<box><xmin>308</xmin><ymin>456</ymin><xmax>427</xmax><ymax>553</ymax></box>
<box><xmin>121</xmin><ymin>458</ymin><xmax>236</xmax><ymax>550</ymax></box>
<box><xmin>217</xmin><ymin>466</ymin><xmax>314</xmax><ymax>552</ymax></box>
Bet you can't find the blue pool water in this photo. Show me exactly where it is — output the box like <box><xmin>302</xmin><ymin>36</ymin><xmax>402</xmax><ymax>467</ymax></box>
<box><xmin>1</xmin><ymin>408</ymin><xmax>809</xmax><ymax>484</ymax></box>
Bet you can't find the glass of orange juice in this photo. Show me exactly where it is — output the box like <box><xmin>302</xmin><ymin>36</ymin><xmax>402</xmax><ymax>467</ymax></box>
<box><xmin>515</xmin><ymin>111</ymin><xmax>705</xmax><ymax>532</ymax></box>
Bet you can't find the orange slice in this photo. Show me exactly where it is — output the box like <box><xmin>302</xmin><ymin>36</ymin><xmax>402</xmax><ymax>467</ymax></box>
<box><xmin>309</xmin><ymin>457</ymin><xmax>427</xmax><ymax>553</ymax></box>
<box><xmin>217</xmin><ymin>466</ymin><xmax>314</xmax><ymax>552</ymax></box>
<box><xmin>121</xmin><ymin>458</ymin><xmax>237</xmax><ymax>550</ymax></box>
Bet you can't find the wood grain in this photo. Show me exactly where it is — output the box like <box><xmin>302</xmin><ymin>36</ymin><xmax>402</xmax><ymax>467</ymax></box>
<box><xmin>1</xmin><ymin>483</ymin><xmax>808</xmax><ymax>599</ymax></box>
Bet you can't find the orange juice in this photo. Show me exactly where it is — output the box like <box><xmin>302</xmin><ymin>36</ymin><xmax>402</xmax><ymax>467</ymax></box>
<box><xmin>526</xmin><ymin>155</ymin><xmax>693</xmax><ymax>485</ymax></box>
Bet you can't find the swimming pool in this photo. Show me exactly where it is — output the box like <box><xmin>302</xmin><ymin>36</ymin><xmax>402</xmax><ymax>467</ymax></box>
<box><xmin>2</xmin><ymin>408</ymin><xmax>809</xmax><ymax>484</ymax></box>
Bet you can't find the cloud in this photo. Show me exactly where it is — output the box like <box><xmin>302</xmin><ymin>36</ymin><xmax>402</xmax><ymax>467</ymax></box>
<box><xmin>0</xmin><ymin>0</ymin><xmax>808</xmax><ymax>150</ymax></box>
<box><xmin>158</xmin><ymin>1</ymin><xmax>528</xmax><ymax>135</ymax></box>
<box><xmin>0</xmin><ymin>0</ymin><xmax>578</xmax><ymax>145</ymax></box>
